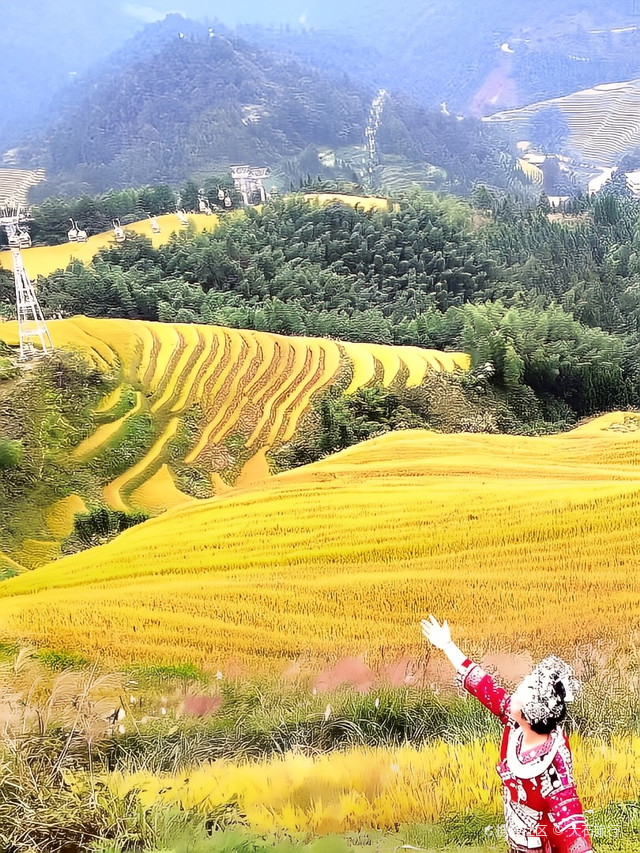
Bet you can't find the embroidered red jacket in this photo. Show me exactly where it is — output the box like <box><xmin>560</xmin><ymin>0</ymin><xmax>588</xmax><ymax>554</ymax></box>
<box><xmin>456</xmin><ymin>658</ymin><xmax>593</xmax><ymax>853</ymax></box>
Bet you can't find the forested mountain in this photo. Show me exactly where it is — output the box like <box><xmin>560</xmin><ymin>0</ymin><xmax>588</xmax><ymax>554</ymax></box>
<box><xmin>5</xmin><ymin>1</ymin><xmax>640</xmax><ymax>173</ymax></box>
<box><xmin>15</xmin><ymin>23</ymin><xmax>525</xmax><ymax>198</ymax></box>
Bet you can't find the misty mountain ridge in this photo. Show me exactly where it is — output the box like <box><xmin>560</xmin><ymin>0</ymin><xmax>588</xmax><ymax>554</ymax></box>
<box><xmin>4</xmin><ymin>0</ymin><xmax>640</xmax><ymax>154</ymax></box>
<box><xmin>11</xmin><ymin>20</ymin><xmax>525</xmax><ymax>199</ymax></box>
<box><xmin>239</xmin><ymin>0</ymin><xmax>640</xmax><ymax>116</ymax></box>
<box><xmin>4</xmin><ymin>1</ymin><xmax>640</xmax><ymax>198</ymax></box>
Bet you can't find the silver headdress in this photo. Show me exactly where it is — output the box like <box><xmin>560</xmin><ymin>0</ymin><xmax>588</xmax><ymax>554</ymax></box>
<box><xmin>521</xmin><ymin>654</ymin><xmax>579</xmax><ymax>726</ymax></box>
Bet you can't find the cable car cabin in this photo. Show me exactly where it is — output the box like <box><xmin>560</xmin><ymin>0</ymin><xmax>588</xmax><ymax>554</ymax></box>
<box><xmin>217</xmin><ymin>188</ymin><xmax>225</xmax><ymax>200</ymax></box>
<box><xmin>69</xmin><ymin>219</ymin><xmax>87</xmax><ymax>243</ymax></box>
<box><xmin>112</xmin><ymin>219</ymin><xmax>125</xmax><ymax>243</ymax></box>
<box><xmin>199</xmin><ymin>198</ymin><xmax>213</xmax><ymax>215</ymax></box>
<box><xmin>177</xmin><ymin>210</ymin><xmax>189</xmax><ymax>227</ymax></box>
<box><xmin>18</xmin><ymin>229</ymin><xmax>31</xmax><ymax>248</ymax></box>
<box><xmin>149</xmin><ymin>216</ymin><xmax>161</xmax><ymax>233</ymax></box>
<box><xmin>223</xmin><ymin>194</ymin><xmax>232</xmax><ymax>208</ymax></box>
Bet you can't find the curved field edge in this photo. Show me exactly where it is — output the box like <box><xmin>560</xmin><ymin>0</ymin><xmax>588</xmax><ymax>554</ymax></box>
<box><xmin>0</xmin><ymin>418</ymin><xmax>638</xmax><ymax>671</ymax></box>
<box><xmin>0</xmin><ymin>213</ymin><xmax>219</xmax><ymax>279</ymax></box>
<box><xmin>0</xmin><ymin>317</ymin><xmax>470</xmax><ymax>522</ymax></box>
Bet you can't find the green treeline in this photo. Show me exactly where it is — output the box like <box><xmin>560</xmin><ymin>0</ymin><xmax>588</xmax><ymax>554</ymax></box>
<box><xmin>13</xmin><ymin>188</ymin><xmax>640</xmax><ymax>422</ymax></box>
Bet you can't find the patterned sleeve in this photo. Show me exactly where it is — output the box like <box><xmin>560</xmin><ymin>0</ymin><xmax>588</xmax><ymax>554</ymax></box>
<box><xmin>454</xmin><ymin>658</ymin><xmax>511</xmax><ymax>724</ymax></box>
<box><xmin>542</xmin><ymin>740</ymin><xmax>593</xmax><ymax>853</ymax></box>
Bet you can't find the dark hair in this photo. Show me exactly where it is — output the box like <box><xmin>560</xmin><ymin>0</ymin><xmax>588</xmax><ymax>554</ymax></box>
<box><xmin>527</xmin><ymin>679</ymin><xmax>567</xmax><ymax>734</ymax></box>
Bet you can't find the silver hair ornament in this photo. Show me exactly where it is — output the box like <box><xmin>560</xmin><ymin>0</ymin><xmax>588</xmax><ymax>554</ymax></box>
<box><xmin>521</xmin><ymin>654</ymin><xmax>579</xmax><ymax>726</ymax></box>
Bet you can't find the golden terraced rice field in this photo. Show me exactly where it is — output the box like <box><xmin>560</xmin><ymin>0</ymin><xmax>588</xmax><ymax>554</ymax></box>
<box><xmin>0</xmin><ymin>213</ymin><xmax>218</xmax><ymax>279</ymax></box>
<box><xmin>0</xmin><ymin>317</ymin><xmax>469</xmax><ymax>517</ymax></box>
<box><xmin>0</xmin><ymin>414</ymin><xmax>638</xmax><ymax>670</ymax></box>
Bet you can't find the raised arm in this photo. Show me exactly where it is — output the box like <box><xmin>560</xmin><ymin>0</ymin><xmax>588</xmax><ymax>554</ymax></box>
<box><xmin>420</xmin><ymin>615</ymin><xmax>511</xmax><ymax>725</ymax></box>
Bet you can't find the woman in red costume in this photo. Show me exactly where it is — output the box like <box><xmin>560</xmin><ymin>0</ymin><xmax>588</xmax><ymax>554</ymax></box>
<box><xmin>421</xmin><ymin>615</ymin><xmax>593</xmax><ymax>853</ymax></box>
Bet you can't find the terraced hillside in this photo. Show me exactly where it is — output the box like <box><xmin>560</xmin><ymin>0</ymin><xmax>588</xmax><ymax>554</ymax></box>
<box><xmin>0</xmin><ymin>212</ymin><xmax>218</xmax><ymax>279</ymax></box>
<box><xmin>485</xmin><ymin>78</ymin><xmax>640</xmax><ymax>164</ymax></box>
<box><xmin>0</xmin><ymin>316</ymin><xmax>469</xmax><ymax>528</ymax></box>
<box><xmin>0</xmin><ymin>168</ymin><xmax>45</xmax><ymax>206</ymax></box>
<box><xmin>0</xmin><ymin>412</ymin><xmax>638</xmax><ymax>671</ymax></box>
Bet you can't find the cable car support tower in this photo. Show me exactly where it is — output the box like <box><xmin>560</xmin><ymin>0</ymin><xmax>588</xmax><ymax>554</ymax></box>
<box><xmin>0</xmin><ymin>201</ymin><xmax>53</xmax><ymax>359</ymax></box>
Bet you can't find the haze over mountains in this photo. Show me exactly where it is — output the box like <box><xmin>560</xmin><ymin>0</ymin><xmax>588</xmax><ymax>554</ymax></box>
<box><xmin>3</xmin><ymin>0</ymin><xmax>640</xmax><ymax>195</ymax></box>
<box><xmin>7</xmin><ymin>15</ymin><xmax>524</xmax><ymax>197</ymax></box>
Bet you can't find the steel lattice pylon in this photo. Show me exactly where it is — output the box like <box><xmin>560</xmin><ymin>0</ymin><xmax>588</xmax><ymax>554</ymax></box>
<box><xmin>11</xmin><ymin>247</ymin><xmax>54</xmax><ymax>358</ymax></box>
<box><xmin>1</xmin><ymin>205</ymin><xmax>53</xmax><ymax>360</ymax></box>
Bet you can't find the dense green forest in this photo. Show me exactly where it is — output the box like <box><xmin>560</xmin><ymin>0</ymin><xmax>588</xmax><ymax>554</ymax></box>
<box><xmin>3</xmin><ymin>187</ymin><xmax>639</xmax><ymax>427</ymax></box>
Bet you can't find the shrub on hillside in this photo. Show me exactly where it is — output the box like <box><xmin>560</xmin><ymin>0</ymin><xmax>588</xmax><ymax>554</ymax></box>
<box><xmin>0</xmin><ymin>438</ymin><xmax>22</xmax><ymax>469</ymax></box>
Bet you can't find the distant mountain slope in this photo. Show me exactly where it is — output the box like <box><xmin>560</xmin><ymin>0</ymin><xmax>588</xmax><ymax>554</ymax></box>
<box><xmin>4</xmin><ymin>0</ymin><xmax>640</xmax><ymax>161</ymax></box>
<box><xmin>485</xmin><ymin>79</ymin><xmax>640</xmax><ymax>165</ymax></box>
<box><xmin>16</xmin><ymin>28</ymin><xmax>368</xmax><ymax>190</ymax></box>
<box><xmin>239</xmin><ymin>0</ymin><xmax>640</xmax><ymax>116</ymax></box>
<box><xmin>15</xmin><ymin>24</ymin><xmax>523</xmax><ymax>196</ymax></box>
<box><xmin>0</xmin><ymin>1</ymin><xmax>143</xmax><ymax>152</ymax></box>
<box><xmin>0</xmin><ymin>414</ymin><xmax>638</xmax><ymax>669</ymax></box>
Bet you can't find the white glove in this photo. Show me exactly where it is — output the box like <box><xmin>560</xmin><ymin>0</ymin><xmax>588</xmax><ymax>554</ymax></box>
<box><xmin>420</xmin><ymin>614</ymin><xmax>452</xmax><ymax>650</ymax></box>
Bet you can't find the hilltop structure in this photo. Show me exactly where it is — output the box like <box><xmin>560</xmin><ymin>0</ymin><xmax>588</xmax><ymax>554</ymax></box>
<box><xmin>231</xmin><ymin>166</ymin><xmax>269</xmax><ymax>206</ymax></box>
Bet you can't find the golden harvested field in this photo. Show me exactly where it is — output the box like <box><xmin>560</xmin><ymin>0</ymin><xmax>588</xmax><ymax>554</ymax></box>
<box><xmin>97</xmin><ymin>734</ymin><xmax>638</xmax><ymax>834</ymax></box>
<box><xmin>0</xmin><ymin>213</ymin><xmax>218</xmax><ymax>279</ymax></box>
<box><xmin>0</xmin><ymin>414</ymin><xmax>639</xmax><ymax>670</ymax></box>
<box><xmin>0</xmin><ymin>317</ymin><xmax>469</xmax><ymax>520</ymax></box>
<box><xmin>303</xmin><ymin>193</ymin><xmax>393</xmax><ymax>212</ymax></box>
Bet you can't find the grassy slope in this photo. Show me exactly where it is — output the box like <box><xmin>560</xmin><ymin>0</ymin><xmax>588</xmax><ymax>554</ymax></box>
<box><xmin>0</xmin><ymin>411</ymin><xmax>638</xmax><ymax>670</ymax></box>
